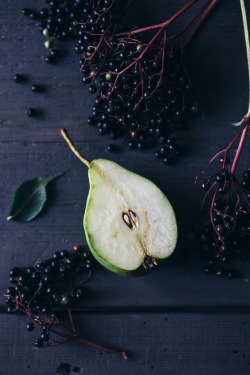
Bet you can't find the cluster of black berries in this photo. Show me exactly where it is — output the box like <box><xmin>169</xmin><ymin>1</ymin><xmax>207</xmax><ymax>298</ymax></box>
<box><xmin>189</xmin><ymin>165</ymin><xmax>250</xmax><ymax>278</ymax></box>
<box><xmin>86</xmin><ymin>44</ymin><xmax>197</xmax><ymax>158</ymax></box>
<box><xmin>22</xmin><ymin>0</ymin><xmax>121</xmax><ymax>63</ymax></box>
<box><xmin>154</xmin><ymin>137</ymin><xmax>181</xmax><ymax>164</ymax></box>
<box><xmin>22</xmin><ymin>0</ymin><xmax>198</xmax><ymax>162</ymax></box>
<box><xmin>5</xmin><ymin>245</ymin><xmax>92</xmax><ymax>348</ymax></box>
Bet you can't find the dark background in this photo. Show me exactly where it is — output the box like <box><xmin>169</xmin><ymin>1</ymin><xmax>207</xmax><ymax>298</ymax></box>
<box><xmin>1</xmin><ymin>1</ymin><xmax>250</xmax><ymax>374</ymax></box>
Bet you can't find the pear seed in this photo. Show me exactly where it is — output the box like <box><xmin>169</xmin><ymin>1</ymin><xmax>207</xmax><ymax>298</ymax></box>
<box><xmin>122</xmin><ymin>212</ymin><xmax>133</xmax><ymax>229</ymax></box>
<box><xmin>129</xmin><ymin>210</ymin><xmax>139</xmax><ymax>228</ymax></box>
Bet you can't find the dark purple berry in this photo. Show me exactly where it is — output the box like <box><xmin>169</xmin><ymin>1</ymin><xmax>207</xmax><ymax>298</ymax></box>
<box><xmin>59</xmin><ymin>250</ymin><xmax>69</xmax><ymax>258</ymax></box>
<box><xmin>31</xmin><ymin>84</ymin><xmax>42</xmax><ymax>92</ymax></box>
<box><xmin>27</xmin><ymin>322</ymin><xmax>35</xmax><ymax>332</ymax></box>
<box><xmin>35</xmin><ymin>338</ymin><xmax>44</xmax><ymax>348</ymax></box>
<box><xmin>107</xmin><ymin>144</ymin><xmax>116</xmax><ymax>152</ymax></box>
<box><xmin>22</xmin><ymin>8</ymin><xmax>31</xmax><ymax>16</ymax></box>
<box><xmin>45</xmin><ymin>55</ymin><xmax>55</xmax><ymax>64</ymax></box>
<box><xmin>13</xmin><ymin>74</ymin><xmax>23</xmax><ymax>83</ymax></box>
<box><xmin>26</xmin><ymin>108</ymin><xmax>37</xmax><ymax>117</ymax></box>
<box><xmin>201</xmin><ymin>181</ymin><xmax>210</xmax><ymax>190</ymax></box>
<box><xmin>89</xmin><ymin>85</ymin><xmax>97</xmax><ymax>94</ymax></box>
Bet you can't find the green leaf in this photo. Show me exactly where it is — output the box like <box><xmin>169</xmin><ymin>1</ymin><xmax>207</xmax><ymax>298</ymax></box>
<box><xmin>7</xmin><ymin>172</ymin><xmax>64</xmax><ymax>222</ymax></box>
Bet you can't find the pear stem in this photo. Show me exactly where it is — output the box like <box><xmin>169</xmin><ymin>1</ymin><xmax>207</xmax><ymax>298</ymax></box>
<box><xmin>240</xmin><ymin>0</ymin><xmax>250</xmax><ymax>115</ymax></box>
<box><xmin>61</xmin><ymin>129</ymin><xmax>90</xmax><ymax>168</ymax></box>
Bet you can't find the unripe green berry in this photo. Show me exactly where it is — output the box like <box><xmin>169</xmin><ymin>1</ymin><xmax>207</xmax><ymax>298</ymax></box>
<box><xmin>42</xmin><ymin>28</ymin><xmax>49</xmax><ymax>37</ymax></box>
<box><xmin>61</xmin><ymin>295</ymin><xmax>69</xmax><ymax>305</ymax></box>
<box><xmin>136</xmin><ymin>44</ymin><xmax>143</xmax><ymax>52</ymax></box>
<box><xmin>105</xmin><ymin>72</ymin><xmax>113</xmax><ymax>82</ymax></box>
<box><xmin>44</xmin><ymin>39</ymin><xmax>53</xmax><ymax>49</ymax></box>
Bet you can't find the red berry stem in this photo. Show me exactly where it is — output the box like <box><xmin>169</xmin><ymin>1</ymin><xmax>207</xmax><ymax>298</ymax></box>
<box><xmin>116</xmin><ymin>0</ymin><xmax>218</xmax><ymax>44</ymax></box>
<box><xmin>75</xmin><ymin>335</ymin><xmax>128</xmax><ymax>360</ymax></box>
<box><xmin>116</xmin><ymin>0</ymin><xmax>200</xmax><ymax>37</ymax></box>
<box><xmin>116</xmin><ymin>0</ymin><xmax>134</xmax><ymax>17</ymax></box>
<box><xmin>196</xmin><ymin>119</ymin><xmax>250</xmax><ymax>183</ymax></box>
<box><xmin>231</xmin><ymin>117</ymin><xmax>250</xmax><ymax>175</ymax></box>
<box><xmin>50</xmin><ymin>324</ymin><xmax>128</xmax><ymax>359</ymax></box>
<box><xmin>184</xmin><ymin>0</ymin><xmax>219</xmax><ymax>47</ymax></box>
<box><xmin>67</xmin><ymin>304</ymin><xmax>77</xmax><ymax>335</ymax></box>
<box><xmin>107</xmin><ymin>26</ymin><xmax>164</xmax><ymax>98</ymax></box>
<box><xmin>65</xmin><ymin>304</ymin><xmax>127</xmax><ymax>359</ymax></box>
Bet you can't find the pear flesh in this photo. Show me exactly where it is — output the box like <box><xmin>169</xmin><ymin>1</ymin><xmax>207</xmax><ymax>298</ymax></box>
<box><xmin>61</xmin><ymin>129</ymin><xmax>177</xmax><ymax>276</ymax></box>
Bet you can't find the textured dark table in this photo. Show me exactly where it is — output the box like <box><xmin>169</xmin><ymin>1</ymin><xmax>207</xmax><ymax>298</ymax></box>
<box><xmin>1</xmin><ymin>1</ymin><xmax>250</xmax><ymax>374</ymax></box>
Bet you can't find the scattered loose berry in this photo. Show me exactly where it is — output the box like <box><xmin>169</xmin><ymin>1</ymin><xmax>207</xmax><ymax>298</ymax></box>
<box><xmin>26</xmin><ymin>108</ymin><xmax>37</xmax><ymax>117</ymax></box>
<box><xmin>27</xmin><ymin>322</ymin><xmax>35</xmax><ymax>332</ymax></box>
<box><xmin>13</xmin><ymin>74</ymin><xmax>24</xmax><ymax>83</ymax></box>
<box><xmin>107</xmin><ymin>144</ymin><xmax>116</xmax><ymax>152</ymax></box>
<box><xmin>31</xmin><ymin>84</ymin><xmax>42</xmax><ymax>92</ymax></box>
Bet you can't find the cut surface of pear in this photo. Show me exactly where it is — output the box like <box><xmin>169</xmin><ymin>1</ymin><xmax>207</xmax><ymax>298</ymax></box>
<box><xmin>61</xmin><ymin>129</ymin><xmax>177</xmax><ymax>276</ymax></box>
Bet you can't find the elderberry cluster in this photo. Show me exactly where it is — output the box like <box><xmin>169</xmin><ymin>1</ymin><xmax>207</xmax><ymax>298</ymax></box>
<box><xmin>23</xmin><ymin>0</ymin><xmax>125</xmax><ymax>61</ymax></box>
<box><xmin>86</xmin><ymin>45</ymin><xmax>197</xmax><ymax>156</ymax></box>
<box><xmin>189</xmin><ymin>166</ymin><xmax>250</xmax><ymax>278</ymax></box>
<box><xmin>5</xmin><ymin>245</ymin><xmax>92</xmax><ymax>348</ymax></box>
<box><xmin>22</xmin><ymin>0</ymin><xmax>198</xmax><ymax>162</ymax></box>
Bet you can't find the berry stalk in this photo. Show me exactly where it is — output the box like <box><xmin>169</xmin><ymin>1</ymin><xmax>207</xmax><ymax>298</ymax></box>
<box><xmin>231</xmin><ymin>117</ymin><xmax>250</xmax><ymax>175</ymax></box>
<box><xmin>231</xmin><ymin>0</ymin><xmax>250</xmax><ymax>175</ymax></box>
<box><xmin>52</xmin><ymin>305</ymin><xmax>128</xmax><ymax>359</ymax></box>
<box><xmin>191</xmin><ymin>0</ymin><xmax>250</xmax><ymax>278</ymax></box>
<box><xmin>184</xmin><ymin>0</ymin><xmax>218</xmax><ymax>47</ymax></box>
<box><xmin>116</xmin><ymin>0</ymin><xmax>200</xmax><ymax>37</ymax></box>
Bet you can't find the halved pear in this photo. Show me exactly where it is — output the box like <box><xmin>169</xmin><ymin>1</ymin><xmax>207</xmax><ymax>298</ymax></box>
<box><xmin>61</xmin><ymin>129</ymin><xmax>177</xmax><ymax>276</ymax></box>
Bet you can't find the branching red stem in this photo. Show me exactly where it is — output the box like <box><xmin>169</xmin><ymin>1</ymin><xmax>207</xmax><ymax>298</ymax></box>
<box><xmin>50</xmin><ymin>325</ymin><xmax>127</xmax><ymax>359</ymax></box>
<box><xmin>116</xmin><ymin>0</ymin><xmax>200</xmax><ymax>37</ymax></box>
<box><xmin>105</xmin><ymin>0</ymin><xmax>218</xmax><ymax>99</ymax></box>
<box><xmin>67</xmin><ymin>304</ymin><xmax>77</xmax><ymax>335</ymax></box>
<box><xmin>184</xmin><ymin>0</ymin><xmax>219</xmax><ymax>47</ymax></box>
<box><xmin>231</xmin><ymin>117</ymin><xmax>250</xmax><ymax>175</ymax></box>
<box><xmin>76</xmin><ymin>335</ymin><xmax>127</xmax><ymax>360</ymax></box>
<box><xmin>195</xmin><ymin>118</ymin><xmax>250</xmax><ymax>182</ymax></box>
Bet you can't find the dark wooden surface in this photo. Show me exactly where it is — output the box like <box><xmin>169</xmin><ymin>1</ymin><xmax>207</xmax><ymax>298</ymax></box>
<box><xmin>1</xmin><ymin>0</ymin><xmax>250</xmax><ymax>374</ymax></box>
